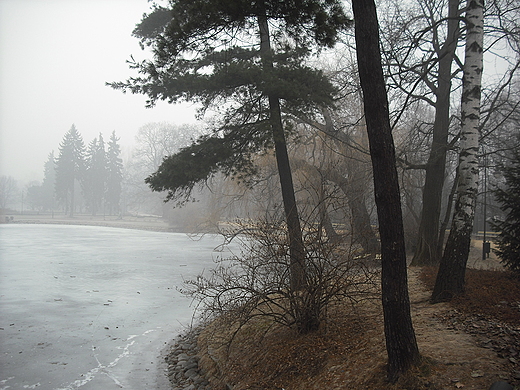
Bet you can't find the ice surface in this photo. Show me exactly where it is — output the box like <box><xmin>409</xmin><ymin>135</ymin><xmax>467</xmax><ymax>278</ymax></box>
<box><xmin>0</xmin><ymin>224</ymin><xmax>233</xmax><ymax>390</ymax></box>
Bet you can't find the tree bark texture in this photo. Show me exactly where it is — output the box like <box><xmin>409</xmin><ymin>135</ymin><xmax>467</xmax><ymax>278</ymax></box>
<box><xmin>258</xmin><ymin>13</ymin><xmax>307</xmax><ymax>292</ymax></box>
<box><xmin>352</xmin><ymin>0</ymin><xmax>421</xmax><ymax>381</ymax></box>
<box><xmin>412</xmin><ymin>0</ymin><xmax>461</xmax><ymax>266</ymax></box>
<box><xmin>432</xmin><ymin>0</ymin><xmax>484</xmax><ymax>303</ymax></box>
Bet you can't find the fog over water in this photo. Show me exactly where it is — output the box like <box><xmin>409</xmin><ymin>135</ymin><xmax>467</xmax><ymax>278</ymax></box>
<box><xmin>0</xmin><ymin>224</ymin><xmax>232</xmax><ymax>389</ymax></box>
<box><xmin>0</xmin><ymin>0</ymin><xmax>198</xmax><ymax>183</ymax></box>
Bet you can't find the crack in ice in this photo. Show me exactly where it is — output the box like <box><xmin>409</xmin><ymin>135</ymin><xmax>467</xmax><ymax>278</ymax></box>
<box><xmin>53</xmin><ymin>330</ymin><xmax>157</xmax><ymax>390</ymax></box>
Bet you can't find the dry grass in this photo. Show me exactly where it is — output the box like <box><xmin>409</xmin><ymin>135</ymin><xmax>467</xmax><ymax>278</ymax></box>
<box><xmin>420</xmin><ymin>267</ymin><xmax>520</xmax><ymax>326</ymax></box>
<box><xmin>196</xmin><ymin>265</ymin><xmax>520</xmax><ymax>390</ymax></box>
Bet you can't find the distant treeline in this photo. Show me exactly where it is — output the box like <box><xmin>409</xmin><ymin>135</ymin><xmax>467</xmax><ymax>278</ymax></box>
<box><xmin>28</xmin><ymin>124</ymin><xmax>123</xmax><ymax>217</ymax></box>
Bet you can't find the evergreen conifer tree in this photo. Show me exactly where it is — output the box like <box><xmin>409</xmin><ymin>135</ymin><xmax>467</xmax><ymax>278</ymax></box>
<box><xmin>110</xmin><ymin>0</ymin><xmax>351</xmax><ymax>298</ymax></box>
<box><xmin>106</xmin><ymin>131</ymin><xmax>123</xmax><ymax>215</ymax></box>
<box><xmin>41</xmin><ymin>151</ymin><xmax>56</xmax><ymax>212</ymax></box>
<box><xmin>84</xmin><ymin>134</ymin><xmax>107</xmax><ymax>215</ymax></box>
<box><xmin>55</xmin><ymin>125</ymin><xmax>85</xmax><ymax>216</ymax></box>
<box><xmin>493</xmin><ymin>141</ymin><xmax>520</xmax><ymax>272</ymax></box>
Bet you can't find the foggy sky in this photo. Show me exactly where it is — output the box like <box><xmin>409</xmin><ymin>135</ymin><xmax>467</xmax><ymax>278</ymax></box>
<box><xmin>0</xmin><ymin>0</ymin><xmax>198</xmax><ymax>183</ymax></box>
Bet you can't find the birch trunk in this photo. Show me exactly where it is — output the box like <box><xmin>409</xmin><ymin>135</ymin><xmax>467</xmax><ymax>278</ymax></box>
<box><xmin>432</xmin><ymin>0</ymin><xmax>484</xmax><ymax>303</ymax></box>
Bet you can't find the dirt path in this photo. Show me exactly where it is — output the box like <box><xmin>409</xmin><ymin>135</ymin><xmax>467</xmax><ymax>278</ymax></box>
<box><xmin>194</xmin><ymin>244</ymin><xmax>515</xmax><ymax>389</ymax></box>
<box><xmin>407</xmin><ymin>267</ymin><xmax>511</xmax><ymax>389</ymax></box>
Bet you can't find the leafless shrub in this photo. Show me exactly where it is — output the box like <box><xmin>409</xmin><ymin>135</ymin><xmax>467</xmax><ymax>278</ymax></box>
<box><xmin>181</xmin><ymin>218</ymin><xmax>379</xmax><ymax>336</ymax></box>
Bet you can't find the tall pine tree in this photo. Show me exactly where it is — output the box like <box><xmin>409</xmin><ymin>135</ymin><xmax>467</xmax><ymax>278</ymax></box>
<box><xmin>55</xmin><ymin>125</ymin><xmax>85</xmax><ymax>217</ymax></box>
<box><xmin>110</xmin><ymin>0</ymin><xmax>351</xmax><ymax>300</ymax></box>
<box><xmin>106</xmin><ymin>131</ymin><xmax>123</xmax><ymax>215</ymax></box>
<box><xmin>41</xmin><ymin>151</ymin><xmax>56</xmax><ymax>212</ymax></box>
<box><xmin>84</xmin><ymin>134</ymin><xmax>107</xmax><ymax>215</ymax></box>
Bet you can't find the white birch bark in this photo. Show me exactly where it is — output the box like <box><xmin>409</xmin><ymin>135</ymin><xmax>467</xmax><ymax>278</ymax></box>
<box><xmin>432</xmin><ymin>0</ymin><xmax>485</xmax><ymax>302</ymax></box>
<box><xmin>454</xmin><ymin>0</ymin><xmax>485</xmax><ymax>229</ymax></box>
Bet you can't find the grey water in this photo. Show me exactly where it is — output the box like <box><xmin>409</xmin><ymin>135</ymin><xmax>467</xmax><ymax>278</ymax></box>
<box><xmin>0</xmin><ymin>224</ymin><xmax>232</xmax><ymax>390</ymax></box>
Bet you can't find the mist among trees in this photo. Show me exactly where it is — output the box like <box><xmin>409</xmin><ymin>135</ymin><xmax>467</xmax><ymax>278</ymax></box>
<box><xmin>1</xmin><ymin>0</ymin><xmax>519</xmax><ymax>385</ymax></box>
<box><xmin>8</xmin><ymin>125</ymin><xmax>125</xmax><ymax>218</ymax></box>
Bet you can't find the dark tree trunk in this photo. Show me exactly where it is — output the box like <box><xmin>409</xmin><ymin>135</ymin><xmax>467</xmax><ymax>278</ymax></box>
<box><xmin>321</xmin><ymin>208</ymin><xmax>340</xmax><ymax>243</ymax></box>
<box><xmin>347</xmin><ymin>170</ymin><xmax>379</xmax><ymax>254</ymax></box>
<box><xmin>258</xmin><ymin>13</ymin><xmax>306</xmax><ymax>292</ymax></box>
<box><xmin>412</xmin><ymin>0</ymin><xmax>461</xmax><ymax>266</ymax></box>
<box><xmin>270</xmin><ymin>95</ymin><xmax>307</xmax><ymax>290</ymax></box>
<box><xmin>436</xmin><ymin>168</ymin><xmax>459</xmax><ymax>258</ymax></box>
<box><xmin>318</xmin><ymin>179</ymin><xmax>341</xmax><ymax>244</ymax></box>
<box><xmin>431</xmin><ymin>213</ymin><xmax>473</xmax><ymax>301</ymax></box>
<box><xmin>352</xmin><ymin>0</ymin><xmax>421</xmax><ymax>381</ymax></box>
<box><xmin>326</xmin><ymin>169</ymin><xmax>379</xmax><ymax>253</ymax></box>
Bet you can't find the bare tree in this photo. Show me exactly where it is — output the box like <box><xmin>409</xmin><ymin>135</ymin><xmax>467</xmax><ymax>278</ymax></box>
<box><xmin>0</xmin><ymin>176</ymin><xmax>18</xmax><ymax>211</ymax></box>
<box><xmin>125</xmin><ymin>122</ymin><xmax>202</xmax><ymax>215</ymax></box>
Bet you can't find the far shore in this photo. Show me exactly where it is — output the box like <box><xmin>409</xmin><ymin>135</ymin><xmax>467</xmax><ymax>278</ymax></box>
<box><xmin>2</xmin><ymin>211</ymin><xmax>504</xmax><ymax>270</ymax></box>
<box><xmin>0</xmin><ymin>212</ymin><xmax>186</xmax><ymax>233</ymax></box>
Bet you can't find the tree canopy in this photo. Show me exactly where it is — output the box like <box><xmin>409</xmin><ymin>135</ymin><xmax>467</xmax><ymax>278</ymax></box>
<box><xmin>110</xmin><ymin>0</ymin><xmax>351</xmax><ymax>203</ymax></box>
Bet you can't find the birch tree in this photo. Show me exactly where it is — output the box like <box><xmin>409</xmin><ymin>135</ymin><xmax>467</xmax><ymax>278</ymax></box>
<box><xmin>432</xmin><ymin>0</ymin><xmax>485</xmax><ymax>302</ymax></box>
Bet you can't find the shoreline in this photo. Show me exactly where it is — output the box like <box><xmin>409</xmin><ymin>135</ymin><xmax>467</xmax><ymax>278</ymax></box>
<box><xmin>1</xmin><ymin>213</ymin><xmax>187</xmax><ymax>233</ymax></box>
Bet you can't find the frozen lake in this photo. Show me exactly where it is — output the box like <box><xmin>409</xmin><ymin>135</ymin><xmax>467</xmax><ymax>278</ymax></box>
<box><xmin>0</xmin><ymin>224</ymin><xmax>232</xmax><ymax>390</ymax></box>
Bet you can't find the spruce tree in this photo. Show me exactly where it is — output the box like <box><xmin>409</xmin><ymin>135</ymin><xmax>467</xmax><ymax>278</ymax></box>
<box><xmin>41</xmin><ymin>151</ymin><xmax>56</xmax><ymax>212</ymax></box>
<box><xmin>106</xmin><ymin>131</ymin><xmax>123</xmax><ymax>215</ymax></box>
<box><xmin>84</xmin><ymin>134</ymin><xmax>107</xmax><ymax>215</ymax></box>
<box><xmin>55</xmin><ymin>125</ymin><xmax>85</xmax><ymax>217</ymax></box>
<box><xmin>493</xmin><ymin>141</ymin><xmax>520</xmax><ymax>273</ymax></box>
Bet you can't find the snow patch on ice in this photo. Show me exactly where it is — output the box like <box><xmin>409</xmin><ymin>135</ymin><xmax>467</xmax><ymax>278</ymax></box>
<box><xmin>0</xmin><ymin>376</ymin><xmax>15</xmax><ymax>390</ymax></box>
<box><xmin>23</xmin><ymin>383</ymin><xmax>41</xmax><ymax>389</ymax></box>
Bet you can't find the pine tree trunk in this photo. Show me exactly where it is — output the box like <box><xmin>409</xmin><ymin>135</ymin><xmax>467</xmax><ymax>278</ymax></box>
<box><xmin>352</xmin><ymin>0</ymin><xmax>421</xmax><ymax>381</ymax></box>
<box><xmin>257</xmin><ymin>13</ymin><xmax>306</xmax><ymax>292</ymax></box>
<box><xmin>431</xmin><ymin>0</ymin><xmax>484</xmax><ymax>303</ymax></box>
<box><xmin>412</xmin><ymin>0</ymin><xmax>461</xmax><ymax>266</ymax></box>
